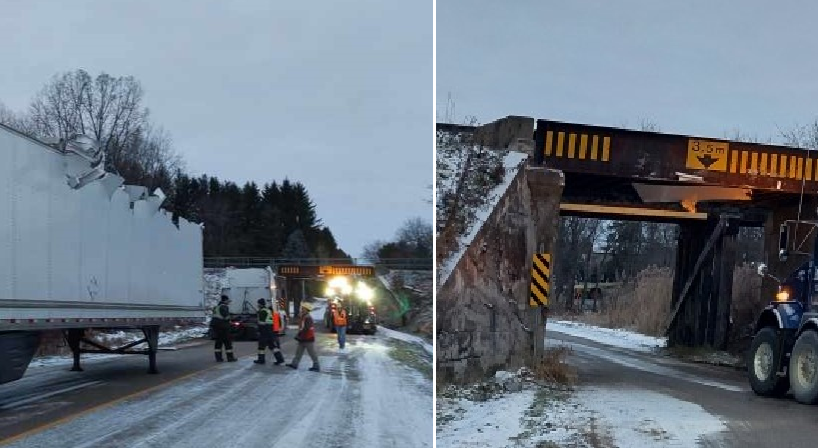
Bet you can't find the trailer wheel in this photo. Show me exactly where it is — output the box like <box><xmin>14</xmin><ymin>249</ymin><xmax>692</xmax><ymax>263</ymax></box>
<box><xmin>789</xmin><ymin>329</ymin><xmax>817</xmax><ymax>405</ymax></box>
<box><xmin>748</xmin><ymin>327</ymin><xmax>789</xmax><ymax>397</ymax></box>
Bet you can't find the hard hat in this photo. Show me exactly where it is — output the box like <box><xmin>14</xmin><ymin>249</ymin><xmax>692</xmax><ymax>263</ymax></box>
<box><xmin>257</xmin><ymin>298</ymin><xmax>267</xmax><ymax>306</ymax></box>
<box><xmin>301</xmin><ymin>302</ymin><xmax>314</xmax><ymax>311</ymax></box>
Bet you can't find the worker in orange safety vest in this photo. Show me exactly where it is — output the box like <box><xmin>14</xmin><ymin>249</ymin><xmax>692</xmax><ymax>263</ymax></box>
<box><xmin>332</xmin><ymin>304</ymin><xmax>348</xmax><ymax>350</ymax></box>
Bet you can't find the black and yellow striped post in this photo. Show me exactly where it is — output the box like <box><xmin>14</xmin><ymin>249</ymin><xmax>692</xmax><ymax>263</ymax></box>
<box><xmin>529</xmin><ymin>253</ymin><xmax>551</xmax><ymax>307</ymax></box>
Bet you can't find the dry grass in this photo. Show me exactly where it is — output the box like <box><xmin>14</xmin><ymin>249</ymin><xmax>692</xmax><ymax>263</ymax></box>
<box><xmin>533</xmin><ymin>346</ymin><xmax>577</xmax><ymax>385</ymax></box>
<box><xmin>573</xmin><ymin>264</ymin><xmax>765</xmax><ymax>351</ymax></box>
<box><xmin>582</xmin><ymin>417</ymin><xmax>616</xmax><ymax>448</ymax></box>
<box><xmin>729</xmin><ymin>263</ymin><xmax>764</xmax><ymax>346</ymax></box>
<box><xmin>578</xmin><ymin>266</ymin><xmax>672</xmax><ymax>337</ymax></box>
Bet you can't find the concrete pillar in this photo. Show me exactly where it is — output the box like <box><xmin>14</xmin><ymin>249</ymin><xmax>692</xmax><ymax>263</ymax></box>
<box><xmin>525</xmin><ymin>167</ymin><xmax>564</xmax><ymax>361</ymax></box>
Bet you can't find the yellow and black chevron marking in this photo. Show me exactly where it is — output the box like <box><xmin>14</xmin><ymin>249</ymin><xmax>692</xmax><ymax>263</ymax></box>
<box><xmin>529</xmin><ymin>253</ymin><xmax>551</xmax><ymax>307</ymax></box>
<box><xmin>319</xmin><ymin>266</ymin><xmax>374</xmax><ymax>276</ymax></box>
<box><xmin>543</xmin><ymin>131</ymin><xmax>610</xmax><ymax>162</ymax></box>
<box><xmin>728</xmin><ymin>149</ymin><xmax>818</xmax><ymax>181</ymax></box>
<box><xmin>279</xmin><ymin>266</ymin><xmax>300</xmax><ymax>274</ymax></box>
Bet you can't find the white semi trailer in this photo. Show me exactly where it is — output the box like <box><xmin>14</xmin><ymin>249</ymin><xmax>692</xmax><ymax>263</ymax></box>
<box><xmin>220</xmin><ymin>267</ymin><xmax>287</xmax><ymax>340</ymax></box>
<box><xmin>0</xmin><ymin>123</ymin><xmax>204</xmax><ymax>384</ymax></box>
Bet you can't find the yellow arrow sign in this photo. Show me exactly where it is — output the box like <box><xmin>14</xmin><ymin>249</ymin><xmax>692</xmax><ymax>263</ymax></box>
<box><xmin>686</xmin><ymin>139</ymin><xmax>729</xmax><ymax>171</ymax></box>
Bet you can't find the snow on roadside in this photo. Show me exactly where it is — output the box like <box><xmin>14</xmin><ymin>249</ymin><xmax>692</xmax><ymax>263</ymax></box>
<box><xmin>437</xmin><ymin>373</ymin><xmax>727</xmax><ymax>448</ymax></box>
<box><xmin>438</xmin><ymin>151</ymin><xmax>528</xmax><ymax>287</ymax></box>
<box><xmin>378</xmin><ymin>325</ymin><xmax>432</xmax><ymax>355</ymax></box>
<box><xmin>576</xmin><ymin>387</ymin><xmax>727</xmax><ymax>447</ymax></box>
<box><xmin>548</xmin><ymin>319</ymin><xmax>667</xmax><ymax>352</ymax></box>
<box><xmin>437</xmin><ymin>389</ymin><xmax>537</xmax><ymax>448</ymax></box>
<box><xmin>28</xmin><ymin>324</ymin><xmax>209</xmax><ymax>369</ymax></box>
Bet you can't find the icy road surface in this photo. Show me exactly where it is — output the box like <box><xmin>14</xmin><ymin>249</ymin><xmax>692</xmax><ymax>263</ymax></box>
<box><xmin>438</xmin><ymin>323</ymin><xmax>816</xmax><ymax>448</ymax></box>
<box><xmin>2</xmin><ymin>331</ymin><xmax>432</xmax><ymax>447</ymax></box>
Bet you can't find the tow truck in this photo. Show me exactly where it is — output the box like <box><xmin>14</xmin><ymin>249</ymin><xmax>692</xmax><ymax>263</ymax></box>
<box><xmin>323</xmin><ymin>276</ymin><xmax>378</xmax><ymax>335</ymax></box>
<box><xmin>749</xmin><ymin>220</ymin><xmax>817</xmax><ymax>405</ymax></box>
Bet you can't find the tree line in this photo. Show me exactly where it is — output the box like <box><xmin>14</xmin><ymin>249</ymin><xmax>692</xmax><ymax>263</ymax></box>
<box><xmin>0</xmin><ymin>69</ymin><xmax>346</xmax><ymax>259</ymax></box>
<box><xmin>363</xmin><ymin>217</ymin><xmax>433</xmax><ymax>267</ymax></box>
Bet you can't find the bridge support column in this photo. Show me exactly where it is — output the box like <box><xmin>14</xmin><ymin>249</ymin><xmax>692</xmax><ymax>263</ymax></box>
<box><xmin>525</xmin><ymin>167</ymin><xmax>564</xmax><ymax>361</ymax></box>
<box><xmin>669</xmin><ymin>215</ymin><xmax>738</xmax><ymax>349</ymax></box>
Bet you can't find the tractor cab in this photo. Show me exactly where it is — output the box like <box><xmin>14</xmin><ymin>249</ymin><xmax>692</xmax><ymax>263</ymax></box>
<box><xmin>749</xmin><ymin>221</ymin><xmax>817</xmax><ymax>405</ymax></box>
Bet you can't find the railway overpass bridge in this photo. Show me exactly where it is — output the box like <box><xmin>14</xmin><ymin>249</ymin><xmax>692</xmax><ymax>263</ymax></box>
<box><xmin>439</xmin><ymin>116</ymin><xmax>816</xmax><ymax>350</ymax></box>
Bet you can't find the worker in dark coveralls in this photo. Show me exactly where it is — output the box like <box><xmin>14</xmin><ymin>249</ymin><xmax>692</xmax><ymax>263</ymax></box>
<box><xmin>211</xmin><ymin>295</ymin><xmax>237</xmax><ymax>362</ymax></box>
<box><xmin>254</xmin><ymin>298</ymin><xmax>285</xmax><ymax>365</ymax></box>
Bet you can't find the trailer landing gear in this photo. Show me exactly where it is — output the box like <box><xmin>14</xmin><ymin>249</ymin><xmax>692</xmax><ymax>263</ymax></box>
<box><xmin>63</xmin><ymin>325</ymin><xmax>162</xmax><ymax>375</ymax></box>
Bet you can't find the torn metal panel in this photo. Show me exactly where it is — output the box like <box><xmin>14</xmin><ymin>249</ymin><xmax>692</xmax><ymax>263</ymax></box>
<box><xmin>560</xmin><ymin>203</ymin><xmax>707</xmax><ymax>220</ymax></box>
<box><xmin>632</xmin><ymin>183</ymin><xmax>752</xmax><ymax>203</ymax></box>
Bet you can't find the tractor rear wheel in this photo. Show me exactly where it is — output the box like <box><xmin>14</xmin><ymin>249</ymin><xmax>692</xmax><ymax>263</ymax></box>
<box><xmin>789</xmin><ymin>329</ymin><xmax>817</xmax><ymax>405</ymax></box>
<box><xmin>748</xmin><ymin>327</ymin><xmax>789</xmax><ymax>397</ymax></box>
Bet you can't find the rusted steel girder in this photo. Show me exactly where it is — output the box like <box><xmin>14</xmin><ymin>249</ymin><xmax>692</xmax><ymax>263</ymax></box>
<box><xmin>534</xmin><ymin>119</ymin><xmax>818</xmax><ymax>195</ymax></box>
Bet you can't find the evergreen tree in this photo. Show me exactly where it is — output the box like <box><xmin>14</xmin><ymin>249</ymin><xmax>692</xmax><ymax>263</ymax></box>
<box><xmin>281</xmin><ymin>229</ymin><xmax>311</xmax><ymax>260</ymax></box>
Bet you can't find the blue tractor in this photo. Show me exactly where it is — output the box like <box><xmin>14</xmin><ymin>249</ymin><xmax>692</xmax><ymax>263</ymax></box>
<box><xmin>748</xmin><ymin>221</ymin><xmax>817</xmax><ymax>405</ymax></box>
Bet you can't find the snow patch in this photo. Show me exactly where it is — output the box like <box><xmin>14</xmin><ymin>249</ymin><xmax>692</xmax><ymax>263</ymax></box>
<box><xmin>437</xmin><ymin>389</ymin><xmax>537</xmax><ymax>448</ymax></box>
<box><xmin>378</xmin><ymin>326</ymin><xmax>432</xmax><ymax>355</ymax></box>
<box><xmin>437</xmin><ymin>384</ymin><xmax>728</xmax><ymax>448</ymax></box>
<box><xmin>548</xmin><ymin>319</ymin><xmax>667</xmax><ymax>352</ymax></box>
<box><xmin>28</xmin><ymin>325</ymin><xmax>208</xmax><ymax>369</ymax></box>
<box><xmin>438</xmin><ymin>151</ymin><xmax>528</xmax><ymax>287</ymax></box>
<box><xmin>577</xmin><ymin>387</ymin><xmax>727</xmax><ymax>447</ymax></box>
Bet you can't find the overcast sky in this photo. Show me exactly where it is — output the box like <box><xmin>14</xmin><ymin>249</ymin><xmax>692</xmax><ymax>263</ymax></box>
<box><xmin>1</xmin><ymin>0</ymin><xmax>432</xmax><ymax>257</ymax></box>
<box><xmin>437</xmin><ymin>0</ymin><xmax>817</xmax><ymax>141</ymax></box>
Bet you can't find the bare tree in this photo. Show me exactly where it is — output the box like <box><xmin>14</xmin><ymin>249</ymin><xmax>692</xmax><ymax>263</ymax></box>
<box><xmin>25</xmin><ymin>69</ymin><xmax>180</xmax><ymax>189</ymax></box>
<box><xmin>28</xmin><ymin>70</ymin><xmax>148</xmax><ymax>151</ymax></box>
<box><xmin>779</xmin><ymin>121</ymin><xmax>818</xmax><ymax>150</ymax></box>
<box><xmin>0</xmin><ymin>102</ymin><xmax>15</xmax><ymax>127</ymax></box>
<box><xmin>0</xmin><ymin>101</ymin><xmax>36</xmax><ymax>135</ymax></box>
<box><xmin>396</xmin><ymin>217</ymin><xmax>433</xmax><ymax>253</ymax></box>
<box><xmin>362</xmin><ymin>240</ymin><xmax>386</xmax><ymax>263</ymax></box>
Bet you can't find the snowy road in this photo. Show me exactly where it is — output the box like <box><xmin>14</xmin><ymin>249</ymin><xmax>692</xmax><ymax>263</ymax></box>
<box><xmin>548</xmin><ymin>329</ymin><xmax>817</xmax><ymax>448</ymax></box>
<box><xmin>0</xmin><ymin>329</ymin><xmax>432</xmax><ymax>447</ymax></box>
<box><xmin>438</xmin><ymin>325</ymin><xmax>815</xmax><ymax>448</ymax></box>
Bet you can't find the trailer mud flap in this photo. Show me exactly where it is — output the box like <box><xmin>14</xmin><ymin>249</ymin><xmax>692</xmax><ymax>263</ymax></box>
<box><xmin>0</xmin><ymin>331</ymin><xmax>40</xmax><ymax>384</ymax></box>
